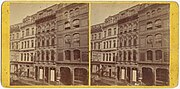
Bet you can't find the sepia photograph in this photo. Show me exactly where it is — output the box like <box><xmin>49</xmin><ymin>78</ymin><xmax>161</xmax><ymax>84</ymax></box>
<box><xmin>10</xmin><ymin>3</ymin><xmax>89</xmax><ymax>85</ymax></box>
<box><xmin>2</xmin><ymin>1</ymin><xmax>177</xmax><ymax>88</ymax></box>
<box><xmin>91</xmin><ymin>3</ymin><xmax>170</xmax><ymax>86</ymax></box>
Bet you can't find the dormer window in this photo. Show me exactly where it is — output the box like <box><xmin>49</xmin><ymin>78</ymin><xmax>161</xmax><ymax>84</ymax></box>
<box><xmin>147</xmin><ymin>21</ymin><xmax>153</xmax><ymax>30</ymax></box>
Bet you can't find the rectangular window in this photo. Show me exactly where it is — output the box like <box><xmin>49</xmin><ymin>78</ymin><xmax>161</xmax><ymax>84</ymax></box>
<box><xmin>113</xmin><ymin>53</ymin><xmax>115</xmax><ymax>61</ymax></box>
<box><xmin>108</xmin><ymin>29</ymin><xmax>112</xmax><ymax>36</ymax></box>
<box><xmin>50</xmin><ymin>69</ymin><xmax>55</xmax><ymax>81</ymax></box>
<box><xmin>39</xmin><ymin>68</ymin><xmax>43</xmax><ymax>79</ymax></box>
<box><xmin>113</xmin><ymin>40</ymin><xmax>116</xmax><ymax>48</ymax></box>
<box><xmin>31</xmin><ymin>40</ymin><xmax>34</xmax><ymax>47</ymax></box>
<box><xmin>26</xmin><ymin>28</ymin><xmax>29</xmax><ymax>36</ymax></box>
<box><xmin>121</xmin><ymin>69</ymin><xmax>125</xmax><ymax>79</ymax></box>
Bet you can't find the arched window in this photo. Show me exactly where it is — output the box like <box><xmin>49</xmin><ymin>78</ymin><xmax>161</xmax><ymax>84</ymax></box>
<box><xmin>27</xmin><ymin>53</ymin><xmax>29</xmax><ymax>61</ymax></box>
<box><xmin>24</xmin><ymin>53</ymin><xmax>26</xmax><ymax>61</ymax></box>
<box><xmin>64</xmin><ymin>11</ymin><xmax>68</xmax><ymax>17</ymax></box>
<box><xmin>46</xmin><ymin>39</ymin><xmax>49</xmax><ymax>46</ymax></box>
<box><xmin>157</xmin><ymin>8</ymin><xmax>161</xmax><ymax>12</ymax></box>
<box><xmin>64</xmin><ymin>21</ymin><xmax>70</xmax><ymax>30</ymax></box>
<box><xmin>128</xmin><ymin>51</ymin><xmax>131</xmax><ymax>61</ymax></box>
<box><xmin>147</xmin><ymin>35</ymin><xmax>153</xmax><ymax>47</ymax></box>
<box><xmin>155</xmin><ymin>19</ymin><xmax>162</xmax><ymax>29</ymax></box>
<box><xmin>73</xmin><ymin>19</ymin><xmax>80</xmax><ymax>28</ymax></box>
<box><xmin>124</xmin><ymin>38</ymin><xmax>127</xmax><ymax>47</ymax></box>
<box><xmin>41</xmin><ymin>50</ymin><xmax>44</xmax><ymax>61</ymax></box>
<box><xmin>119</xmin><ymin>51</ymin><xmax>122</xmax><ymax>61</ymax></box>
<box><xmin>119</xmin><ymin>26</ymin><xmax>123</xmax><ymax>34</ymax></box>
<box><xmin>69</xmin><ymin>9</ymin><xmax>73</xmax><ymax>16</ymax></box>
<box><xmin>51</xmin><ymin>50</ymin><xmax>55</xmax><ymax>61</ymax></box>
<box><xmin>147</xmin><ymin>50</ymin><xmax>153</xmax><ymax>61</ymax></box>
<box><xmin>128</xmin><ymin>37</ymin><xmax>132</xmax><ymax>46</ymax></box>
<box><xmin>133</xmin><ymin>50</ymin><xmax>137</xmax><ymax>61</ymax></box>
<box><xmin>147</xmin><ymin>21</ymin><xmax>153</xmax><ymax>30</ymax></box>
<box><xmin>75</xmin><ymin>8</ymin><xmax>79</xmax><ymax>14</ymax></box>
<box><xmin>109</xmin><ymin>53</ymin><xmax>111</xmax><ymax>61</ymax></box>
<box><xmin>37</xmin><ymin>51</ymin><xmax>40</xmax><ymax>61</ymax></box>
<box><xmin>128</xmin><ymin>23</ymin><xmax>132</xmax><ymax>32</ymax></box>
<box><xmin>152</xmin><ymin>10</ymin><xmax>155</xmax><ymax>15</ymax></box>
<box><xmin>147</xmin><ymin>12</ymin><xmax>150</xmax><ymax>16</ymax></box>
<box><xmin>73</xmin><ymin>33</ymin><xmax>80</xmax><ymax>47</ymax></box>
<box><xmin>155</xmin><ymin>34</ymin><xmax>162</xmax><ymax>46</ymax></box>
<box><xmin>51</xmin><ymin>37</ymin><xmax>55</xmax><ymax>46</ymax></box>
<box><xmin>133</xmin><ymin>22</ymin><xmax>138</xmax><ymax>31</ymax></box>
<box><xmin>124</xmin><ymin>25</ymin><xmax>127</xmax><ymax>33</ymax></box>
<box><xmin>133</xmin><ymin>36</ymin><xmax>137</xmax><ymax>46</ymax></box>
<box><xmin>74</xmin><ymin>50</ymin><xmax>80</xmax><ymax>60</ymax></box>
<box><xmin>46</xmin><ymin>50</ymin><xmax>49</xmax><ymax>61</ymax></box>
<box><xmin>42</xmin><ymin>38</ymin><xmax>45</xmax><ymax>47</ymax></box>
<box><xmin>65</xmin><ymin>50</ymin><xmax>71</xmax><ymax>60</ymax></box>
<box><xmin>46</xmin><ymin>23</ymin><xmax>50</xmax><ymax>32</ymax></box>
<box><xmin>65</xmin><ymin>35</ymin><xmax>71</xmax><ymax>47</ymax></box>
<box><xmin>156</xmin><ymin>50</ymin><xmax>162</xmax><ymax>60</ymax></box>
<box><xmin>119</xmin><ymin>38</ymin><xmax>122</xmax><ymax>48</ymax></box>
<box><xmin>123</xmin><ymin>51</ymin><xmax>126</xmax><ymax>61</ymax></box>
<box><xmin>108</xmin><ymin>28</ymin><xmax>112</xmax><ymax>36</ymax></box>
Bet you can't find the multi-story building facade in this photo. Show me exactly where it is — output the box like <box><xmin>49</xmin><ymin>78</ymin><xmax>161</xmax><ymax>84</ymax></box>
<box><xmin>19</xmin><ymin>14</ymin><xmax>36</xmax><ymax>78</ymax></box>
<box><xmin>91</xmin><ymin>4</ymin><xmax>170</xmax><ymax>86</ymax></box>
<box><xmin>91</xmin><ymin>24</ymin><xmax>103</xmax><ymax>78</ymax></box>
<box><xmin>100</xmin><ymin>15</ymin><xmax>118</xmax><ymax>79</ymax></box>
<box><xmin>117</xmin><ymin>5</ymin><xmax>139</xmax><ymax>84</ymax></box>
<box><xmin>56</xmin><ymin>3</ymin><xmax>89</xmax><ymax>85</ymax></box>
<box><xmin>138</xmin><ymin>4</ymin><xmax>170</xmax><ymax>85</ymax></box>
<box><xmin>10</xmin><ymin>23</ymin><xmax>21</xmax><ymax>75</ymax></box>
<box><xmin>34</xmin><ymin>4</ymin><xmax>58</xmax><ymax>84</ymax></box>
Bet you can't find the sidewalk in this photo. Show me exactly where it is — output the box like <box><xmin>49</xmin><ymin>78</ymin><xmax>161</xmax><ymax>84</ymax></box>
<box><xmin>18</xmin><ymin>77</ymin><xmax>50</xmax><ymax>85</ymax></box>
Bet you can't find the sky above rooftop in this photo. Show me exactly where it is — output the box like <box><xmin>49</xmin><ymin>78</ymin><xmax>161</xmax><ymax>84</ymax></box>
<box><xmin>10</xmin><ymin>3</ymin><xmax>55</xmax><ymax>25</ymax></box>
<box><xmin>91</xmin><ymin>3</ymin><xmax>138</xmax><ymax>25</ymax></box>
<box><xmin>10</xmin><ymin>3</ymin><xmax>138</xmax><ymax>26</ymax></box>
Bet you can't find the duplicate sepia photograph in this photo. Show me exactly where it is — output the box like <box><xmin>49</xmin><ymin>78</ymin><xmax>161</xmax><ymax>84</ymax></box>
<box><xmin>91</xmin><ymin>3</ymin><xmax>170</xmax><ymax>86</ymax></box>
<box><xmin>10</xmin><ymin>3</ymin><xmax>89</xmax><ymax>85</ymax></box>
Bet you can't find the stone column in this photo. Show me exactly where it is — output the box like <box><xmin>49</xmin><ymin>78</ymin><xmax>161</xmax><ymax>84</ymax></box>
<box><xmin>71</xmin><ymin>68</ymin><xmax>74</xmax><ymax>85</ymax></box>
<box><xmin>71</xmin><ymin>50</ymin><xmax>74</xmax><ymax>61</ymax></box>
<box><xmin>152</xmin><ymin>68</ymin><xmax>156</xmax><ymax>85</ymax></box>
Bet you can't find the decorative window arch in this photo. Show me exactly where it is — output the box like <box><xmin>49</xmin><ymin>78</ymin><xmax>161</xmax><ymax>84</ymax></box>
<box><xmin>155</xmin><ymin>19</ymin><xmax>162</xmax><ymax>28</ymax></box>
<box><xmin>147</xmin><ymin>21</ymin><xmax>153</xmax><ymax>30</ymax></box>
<box><xmin>155</xmin><ymin>33</ymin><xmax>162</xmax><ymax>46</ymax></box>
<box><xmin>73</xmin><ymin>33</ymin><xmax>80</xmax><ymax>46</ymax></box>
<box><xmin>64</xmin><ymin>21</ymin><xmax>70</xmax><ymax>30</ymax></box>
<box><xmin>146</xmin><ymin>35</ymin><xmax>153</xmax><ymax>47</ymax></box>
<box><xmin>73</xmin><ymin>19</ymin><xmax>80</xmax><ymax>28</ymax></box>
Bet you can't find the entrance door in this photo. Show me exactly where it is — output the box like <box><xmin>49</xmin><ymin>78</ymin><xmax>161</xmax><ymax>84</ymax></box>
<box><xmin>142</xmin><ymin>67</ymin><xmax>154</xmax><ymax>85</ymax></box>
<box><xmin>60</xmin><ymin>67</ymin><xmax>72</xmax><ymax>85</ymax></box>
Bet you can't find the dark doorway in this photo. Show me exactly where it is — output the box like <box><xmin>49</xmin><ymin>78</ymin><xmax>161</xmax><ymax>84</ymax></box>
<box><xmin>60</xmin><ymin>67</ymin><xmax>72</xmax><ymax>85</ymax></box>
<box><xmin>74</xmin><ymin>68</ymin><xmax>88</xmax><ymax>85</ymax></box>
<box><xmin>117</xmin><ymin>67</ymin><xmax>120</xmax><ymax>80</ymax></box>
<box><xmin>35</xmin><ymin>66</ymin><xmax>38</xmax><ymax>80</ymax></box>
<box><xmin>156</xmin><ymin>68</ymin><xmax>169</xmax><ymax>85</ymax></box>
<box><xmin>45</xmin><ymin>67</ymin><xmax>49</xmax><ymax>82</ymax></box>
<box><xmin>127</xmin><ymin>67</ymin><xmax>130</xmax><ymax>83</ymax></box>
<box><xmin>142</xmin><ymin>67</ymin><xmax>154</xmax><ymax>85</ymax></box>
